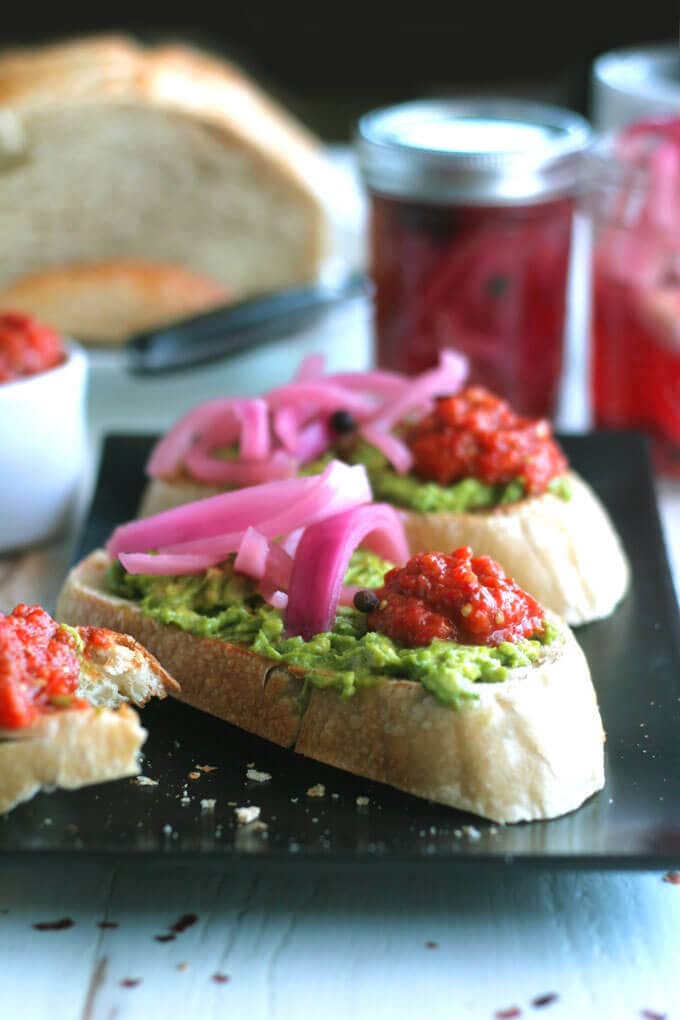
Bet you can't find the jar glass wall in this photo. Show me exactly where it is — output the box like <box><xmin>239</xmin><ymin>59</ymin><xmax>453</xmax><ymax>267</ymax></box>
<box><xmin>590</xmin><ymin>118</ymin><xmax>680</xmax><ymax>477</ymax></box>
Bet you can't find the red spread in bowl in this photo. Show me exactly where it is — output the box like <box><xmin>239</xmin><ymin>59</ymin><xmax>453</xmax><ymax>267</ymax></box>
<box><xmin>0</xmin><ymin>312</ymin><xmax>66</xmax><ymax>384</ymax></box>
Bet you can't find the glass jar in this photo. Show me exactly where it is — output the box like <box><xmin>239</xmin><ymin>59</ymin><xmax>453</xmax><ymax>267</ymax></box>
<box><xmin>355</xmin><ymin>99</ymin><xmax>593</xmax><ymax>418</ymax></box>
<box><xmin>590</xmin><ymin>116</ymin><xmax>680</xmax><ymax>477</ymax></box>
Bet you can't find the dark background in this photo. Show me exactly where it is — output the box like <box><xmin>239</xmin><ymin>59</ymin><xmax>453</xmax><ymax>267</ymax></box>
<box><xmin>0</xmin><ymin>3</ymin><xmax>678</xmax><ymax>139</ymax></box>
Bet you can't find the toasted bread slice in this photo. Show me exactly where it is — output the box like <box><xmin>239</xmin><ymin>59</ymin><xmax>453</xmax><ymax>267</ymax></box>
<box><xmin>57</xmin><ymin>550</ymin><xmax>605</xmax><ymax>824</ymax></box>
<box><xmin>138</xmin><ymin>470</ymin><xmax>629</xmax><ymax>626</ymax></box>
<box><xmin>0</xmin><ymin>624</ymin><xmax>177</xmax><ymax>813</ymax></box>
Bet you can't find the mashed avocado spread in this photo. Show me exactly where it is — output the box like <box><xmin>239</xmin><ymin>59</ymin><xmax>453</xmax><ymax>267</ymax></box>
<box><xmin>301</xmin><ymin>441</ymin><xmax>571</xmax><ymax>513</ymax></box>
<box><xmin>106</xmin><ymin>549</ymin><xmax>555</xmax><ymax>709</ymax></box>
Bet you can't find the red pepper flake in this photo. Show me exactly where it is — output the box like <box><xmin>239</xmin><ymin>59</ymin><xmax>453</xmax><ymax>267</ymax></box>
<box><xmin>662</xmin><ymin>870</ymin><xmax>680</xmax><ymax>884</ymax></box>
<box><xmin>495</xmin><ymin>1009</ymin><xmax>522</xmax><ymax>1019</ymax></box>
<box><xmin>33</xmin><ymin>917</ymin><xmax>74</xmax><ymax>931</ymax></box>
<box><xmin>97</xmin><ymin>921</ymin><xmax>118</xmax><ymax>930</ymax></box>
<box><xmin>120</xmin><ymin>978</ymin><xmax>142</xmax><ymax>989</ymax></box>
<box><xmin>155</xmin><ymin>934</ymin><xmax>176</xmax><ymax>943</ymax></box>
<box><xmin>641</xmin><ymin>1011</ymin><xmax>667</xmax><ymax>1020</ymax></box>
<box><xmin>531</xmin><ymin>993</ymin><xmax>559</xmax><ymax>1008</ymax></box>
<box><xmin>212</xmin><ymin>973</ymin><xmax>230</xmax><ymax>984</ymax></box>
<box><xmin>425</xmin><ymin>940</ymin><xmax>438</xmax><ymax>949</ymax></box>
<box><xmin>171</xmin><ymin>912</ymin><xmax>199</xmax><ymax>934</ymax></box>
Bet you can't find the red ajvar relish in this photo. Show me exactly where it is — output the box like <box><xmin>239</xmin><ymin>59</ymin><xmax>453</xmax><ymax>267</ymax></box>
<box><xmin>0</xmin><ymin>312</ymin><xmax>65</xmax><ymax>384</ymax></box>
<box><xmin>407</xmin><ymin>386</ymin><xmax>567</xmax><ymax>495</ymax></box>
<box><xmin>0</xmin><ymin>604</ymin><xmax>87</xmax><ymax>730</ymax></box>
<box><xmin>368</xmin><ymin>547</ymin><xmax>545</xmax><ymax>648</ymax></box>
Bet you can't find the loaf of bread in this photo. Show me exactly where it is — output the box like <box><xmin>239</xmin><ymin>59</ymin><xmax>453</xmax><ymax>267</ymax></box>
<box><xmin>0</xmin><ymin>35</ymin><xmax>336</xmax><ymax>342</ymax></box>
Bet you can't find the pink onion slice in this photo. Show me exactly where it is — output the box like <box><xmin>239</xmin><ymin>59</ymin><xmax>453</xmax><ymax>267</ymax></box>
<box><xmin>294</xmin><ymin>419</ymin><xmax>332</xmax><ymax>464</ymax></box>
<box><xmin>236</xmin><ymin>399</ymin><xmax>270</xmax><ymax>461</ymax></box>
<box><xmin>234</xmin><ymin>527</ymin><xmax>270</xmax><ymax>579</ymax></box>
<box><xmin>262</xmin><ymin>543</ymin><xmax>294</xmax><ymax>591</ymax></box>
<box><xmin>359</xmin><ymin>423</ymin><xmax>413</xmax><ymax>475</ymax></box>
<box><xmin>184</xmin><ymin>446</ymin><xmax>295</xmax><ymax>485</ymax></box>
<box><xmin>265</xmin><ymin>382</ymin><xmax>377</xmax><ymax>418</ymax></box>
<box><xmin>146</xmin><ymin>400</ymin><xmax>238</xmax><ymax>479</ymax></box>
<box><xmin>327</xmin><ymin>369</ymin><xmax>409</xmax><ymax>397</ymax></box>
<box><xmin>152</xmin><ymin>461</ymin><xmax>371</xmax><ymax>558</ymax></box>
<box><xmin>119</xmin><ymin>551</ymin><xmax>217</xmax><ymax>576</ymax></box>
<box><xmin>107</xmin><ymin>473</ymin><xmax>323</xmax><ymax>556</ymax></box>
<box><xmin>285</xmin><ymin>503</ymin><xmax>408</xmax><ymax>641</ymax></box>
<box><xmin>369</xmin><ymin>348</ymin><xmax>468</xmax><ymax>432</ymax></box>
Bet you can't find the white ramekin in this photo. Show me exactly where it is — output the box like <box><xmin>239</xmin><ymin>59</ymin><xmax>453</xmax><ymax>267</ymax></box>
<box><xmin>0</xmin><ymin>340</ymin><xmax>88</xmax><ymax>553</ymax></box>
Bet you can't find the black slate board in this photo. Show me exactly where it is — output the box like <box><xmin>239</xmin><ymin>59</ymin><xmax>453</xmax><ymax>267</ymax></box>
<box><xmin>2</xmin><ymin>431</ymin><xmax>679</xmax><ymax>868</ymax></box>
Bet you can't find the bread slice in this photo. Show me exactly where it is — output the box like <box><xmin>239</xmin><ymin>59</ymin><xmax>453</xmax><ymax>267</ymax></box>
<box><xmin>0</xmin><ymin>260</ymin><xmax>229</xmax><ymax>345</ymax></box>
<box><xmin>0</xmin><ymin>623</ymin><xmax>177</xmax><ymax>813</ymax></box>
<box><xmin>138</xmin><ymin>470</ymin><xmax>629</xmax><ymax>626</ymax></box>
<box><xmin>57</xmin><ymin>550</ymin><xmax>605</xmax><ymax>824</ymax></box>
<box><xmin>0</xmin><ymin>35</ymin><xmax>335</xmax><ymax>309</ymax></box>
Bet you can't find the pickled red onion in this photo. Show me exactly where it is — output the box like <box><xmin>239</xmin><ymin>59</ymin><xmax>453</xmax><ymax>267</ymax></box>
<box><xmin>111</xmin><ymin>461</ymin><xmax>371</xmax><ymax>577</ymax></box>
<box><xmin>359</xmin><ymin>424</ymin><xmax>413</xmax><ymax>475</ymax></box>
<box><xmin>234</xmin><ymin>527</ymin><xmax>269</xmax><ymax>579</ymax></box>
<box><xmin>368</xmin><ymin>349</ymin><xmax>469</xmax><ymax>432</ymax></box>
<box><xmin>147</xmin><ymin>399</ymin><xmax>237</xmax><ymax>478</ymax></box>
<box><xmin>265</xmin><ymin>381</ymin><xmax>377</xmax><ymax>418</ymax></box>
<box><xmin>285</xmin><ymin>504</ymin><xmax>408</xmax><ymax>641</ymax></box>
<box><xmin>184</xmin><ymin>446</ymin><xmax>295</xmax><ymax>485</ymax></box>
<box><xmin>236</xmin><ymin>399</ymin><xmax>270</xmax><ymax>461</ymax></box>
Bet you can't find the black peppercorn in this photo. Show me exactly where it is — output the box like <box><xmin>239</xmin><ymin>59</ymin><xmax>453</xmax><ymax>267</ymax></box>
<box><xmin>353</xmin><ymin>589</ymin><xmax>380</xmax><ymax>613</ymax></box>
<box><xmin>329</xmin><ymin>409</ymin><xmax>357</xmax><ymax>435</ymax></box>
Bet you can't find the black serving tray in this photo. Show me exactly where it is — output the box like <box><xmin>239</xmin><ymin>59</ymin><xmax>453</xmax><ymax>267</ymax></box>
<box><xmin>2</xmin><ymin>431</ymin><xmax>679</xmax><ymax>868</ymax></box>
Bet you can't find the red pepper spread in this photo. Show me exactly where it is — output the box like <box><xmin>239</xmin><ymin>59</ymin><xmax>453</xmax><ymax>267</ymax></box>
<box><xmin>0</xmin><ymin>312</ymin><xmax>65</xmax><ymax>384</ymax></box>
<box><xmin>368</xmin><ymin>547</ymin><xmax>545</xmax><ymax>648</ymax></box>
<box><xmin>0</xmin><ymin>605</ymin><xmax>87</xmax><ymax>730</ymax></box>
<box><xmin>407</xmin><ymin>386</ymin><xmax>567</xmax><ymax>495</ymax></box>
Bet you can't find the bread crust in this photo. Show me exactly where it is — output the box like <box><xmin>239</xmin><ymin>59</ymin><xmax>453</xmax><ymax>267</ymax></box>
<box><xmin>139</xmin><ymin>471</ymin><xmax>629</xmax><ymax>625</ymax></box>
<box><xmin>0</xmin><ymin>260</ymin><xmax>229</xmax><ymax>345</ymax></box>
<box><xmin>0</xmin><ymin>703</ymin><xmax>145</xmax><ymax>814</ymax></box>
<box><xmin>0</xmin><ymin>35</ymin><xmax>330</xmax><ymax>294</ymax></box>
<box><xmin>57</xmin><ymin>550</ymin><xmax>606</xmax><ymax>823</ymax></box>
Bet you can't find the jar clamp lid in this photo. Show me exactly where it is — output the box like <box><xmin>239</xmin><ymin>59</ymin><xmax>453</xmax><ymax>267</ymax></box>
<box><xmin>356</xmin><ymin>98</ymin><xmax>593</xmax><ymax>205</ymax></box>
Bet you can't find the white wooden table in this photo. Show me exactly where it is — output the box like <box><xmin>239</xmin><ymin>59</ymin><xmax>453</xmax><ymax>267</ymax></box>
<box><xmin>1</xmin><ymin>166</ymin><xmax>680</xmax><ymax>1020</ymax></box>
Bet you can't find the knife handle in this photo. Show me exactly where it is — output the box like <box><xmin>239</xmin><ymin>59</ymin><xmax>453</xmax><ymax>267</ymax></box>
<box><xmin>126</xmin><ymin>272</ymin><xmax>367</xmax><ymax>376</ymax></box>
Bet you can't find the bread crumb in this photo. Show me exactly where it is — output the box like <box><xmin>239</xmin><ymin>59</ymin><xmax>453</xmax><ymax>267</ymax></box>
<box><xmin>162</xmin><ymin>824</ymin><xmax>173</xmax><ymax>835</ymax></box>
<box><xmin>246</xmin><ymin>768</ymin><xmax>272</xmax><ymax>783</ymax></box>
<box><xmin>356</xmin><ymin>796</ymin><xmax>370</xmax><ymax>807</ymax></box>
<box><xmin>235</xmin><ymin>805</ymin><xmax>260</xmax><ymax>825</ymax></box>
<box><xmin>246</xmin><ymin>762</ymin><xmax>255</xmax><ymax>768</ymax></box>
<box><xmin>462</xmin><ymin>825</ymin><xmax>481</xmax><ymax>841</ymax></box>
<box><xmin>251</xmin><ymin>820</ymin><xmax>268</xmax><ymax>832</ymax></box>
<box><xmin>195</xmin><ymin>765</ymin><xmax>218</xmax><ymax>773</ymax></box>
<box><xmin>187</xmin><ymin>771</ymin><xmax>201</xmax><ymax>780</ymax></box>
<box><xmin>200</xmin><ymin>799</ymin><xmax>216</xmax><ymax>812</ymax></box>
<box><xmin>228</xmin><ymin>801</ymin><xmax>237</xmax><ymax>807</ymax></box>
<box><xmin>307</xmin><ymin>783</ymin><xmax>326</xmax><ymax>798</ymax></box>
<box><xmin>134</xmin><ymin>776</ymin><xmax>158</xmax><ymax>786</ymax></box>
<box><xmin>180</xmin><ymin>796</ymin><xmax>191</xmax><ymax>806</ymax></box>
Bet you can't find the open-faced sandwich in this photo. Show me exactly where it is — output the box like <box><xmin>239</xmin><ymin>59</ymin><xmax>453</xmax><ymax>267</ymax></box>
<box><xmin>0</xmin><ymin>602</ymin><xmax>177</xmax><ymax>813</ymax></box>
<box><xmin>58</xmin><ymin>462</ymin><xmax>605</xmax><ymax>824</ymax></box>
<box><xmin>140</xmin><ymin>351</ymin><xmax>629</xmax><ymax>626</ymax></box>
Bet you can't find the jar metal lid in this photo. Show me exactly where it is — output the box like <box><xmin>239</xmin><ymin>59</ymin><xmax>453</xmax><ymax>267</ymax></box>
<box><xmin>355</xmin><ymin>98</ymin><xmax>593</xmax><ymax>205</ymax></box>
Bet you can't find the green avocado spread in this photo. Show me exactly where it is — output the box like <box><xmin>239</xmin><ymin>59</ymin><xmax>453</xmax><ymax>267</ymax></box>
<box><xmin>106</xmin><ymin>549</ymin><xmax>556</xmax><ymax>710</ymax></box>
<box><xmin>301</xmin><ymin>441</ymin><xmax>571</xmax><ymax>513</ymax></box>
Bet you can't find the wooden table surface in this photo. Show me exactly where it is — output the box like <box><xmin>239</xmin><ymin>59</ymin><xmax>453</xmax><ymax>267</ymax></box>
<box><xmin>1</xmin><ymin>175</ymin><xmax>680</xmax><ymax>1019</ymax></box>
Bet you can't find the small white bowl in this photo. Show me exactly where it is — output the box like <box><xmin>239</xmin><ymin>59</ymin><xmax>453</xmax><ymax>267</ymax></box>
<box><xmin>0</xmin><ymin>340</ymin><xmax>88</xmax><ymax>553</ymax></box>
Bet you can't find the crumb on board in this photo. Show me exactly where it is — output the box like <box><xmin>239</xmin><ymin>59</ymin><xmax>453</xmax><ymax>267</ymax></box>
<box><xmin>246</xmin><ymin>768</ymin><xmax>272</xmax><ymax>783</ymax></box>
<box><xmin>234</xmin><ymin>805</ymin><xmax>261</xmax><ymax>825</ymax></box>
<box><xmin>356</xmin><ymin>796</ymin><xmax>370</xmax><ymax>807</ymax></box>
<box><xmin>187</xmin><ymin>771</ymin><xmax>201</xmax><ymax>781</ymax></box>
<box><xmin>133</xmin><ymin>776</ymin><xmax>158</xmax><ymax>787</ymax></box>
<box><xmin>162</xmin><ymin>824</ymin><xmax>173</xmax><ymax>835</ymax></box>
<box><xmin>251</xmin><ymin>820</ymin><xmax>268</xmax><ymax>833</ymax></box>
<box><xmin>195</xmin><ymin>765</ymin><xmax>218</xmax><ymax>773</ymax></box>
<box><xmin>200</xmin><ymin>799</ymin><xmax>216</xmax><ymax>812</ymax></box>
<box><xmin>306</xmin><ymin>783</ymin><xmax>326</xmax><ymax>798</ymax></box>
